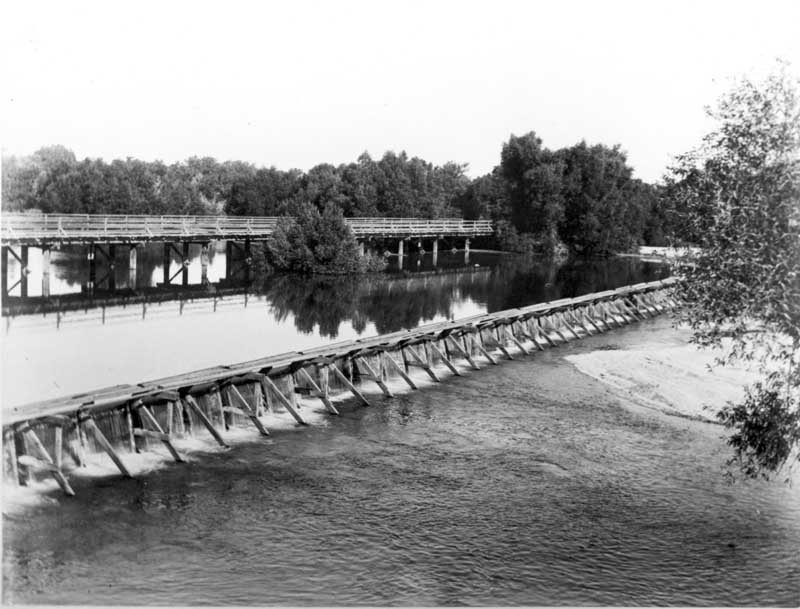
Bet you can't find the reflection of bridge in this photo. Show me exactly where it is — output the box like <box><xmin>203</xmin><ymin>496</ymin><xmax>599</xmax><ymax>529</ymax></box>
<box><xmin>1</xmin><ymin>214</ymin><xmax>493</xmax><ymax>298</ymax></box>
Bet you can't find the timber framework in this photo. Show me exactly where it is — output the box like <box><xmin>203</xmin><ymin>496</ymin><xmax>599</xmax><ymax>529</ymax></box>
<box><xmin>1</xmin><ymin>214</ymin><xmax>493</xmax><ymax>298</ymax></box>
<box><xmin>2</xmin><ymin>277</ymin><xmax>679</xmax><ymax>497</ymax></box>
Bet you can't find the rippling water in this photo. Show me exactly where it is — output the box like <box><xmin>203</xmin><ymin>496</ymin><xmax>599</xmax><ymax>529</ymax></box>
<box><xmin>4</xmin><ymin>321</ymin><xmax>799</xmax><ymax>605</ymax></box>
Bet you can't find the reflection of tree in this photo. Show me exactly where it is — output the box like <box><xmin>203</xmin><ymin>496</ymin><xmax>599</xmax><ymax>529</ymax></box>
<box><xmin>256</xmin><ymin>255</ymin><xmax>669</xmax><ymax>339</ymax></box>
<box><xmin>259</xmin><ymin>271</ymin><xmax>478</xmax><ymax>338</ymax></box>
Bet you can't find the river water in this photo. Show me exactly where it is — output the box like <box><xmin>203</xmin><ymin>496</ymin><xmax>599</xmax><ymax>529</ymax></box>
<box><xmin>3</xmin><ymin>251</ymin><xmax>799</xmax><ymax>605</ymax></box>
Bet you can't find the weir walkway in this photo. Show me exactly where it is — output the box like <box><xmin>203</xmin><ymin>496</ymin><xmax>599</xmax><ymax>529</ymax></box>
<box><xmin>1</xmin><ymin>214</ymin><xmax>493</xmax><ymax>298</ymax></box>
<box><xmin>2</xmin><ymin>277</ymin><xmax>679</xmax><ymax>497</ymax></box>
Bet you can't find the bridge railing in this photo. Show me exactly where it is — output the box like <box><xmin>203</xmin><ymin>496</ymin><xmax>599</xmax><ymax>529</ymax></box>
<box><xmin>1</xmin><ymin>214</ymin><xmax>493</xmax><ymax>244</ymax></box>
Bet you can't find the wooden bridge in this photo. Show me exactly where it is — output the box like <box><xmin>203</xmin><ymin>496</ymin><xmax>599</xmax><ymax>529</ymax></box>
<box><xmin>2</xmin><ymin>278</ymin><xmax>678</xmax><ymax>497</ymax></box>
<box><xmin>1</xmin><ymin>214</ymin><xmax>493</xmax><ymax>245</ymax></box>
<box><xmin>1</xmin><ymin>214</ymin><xmax>493</xmax><ymax>298</ymax></box>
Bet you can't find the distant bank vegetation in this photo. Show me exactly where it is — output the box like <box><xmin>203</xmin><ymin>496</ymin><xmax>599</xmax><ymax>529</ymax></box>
<box><xmin>2</xmin><ymin>135</ymin><xmax>694</xmax><ymax>260</ymax></box>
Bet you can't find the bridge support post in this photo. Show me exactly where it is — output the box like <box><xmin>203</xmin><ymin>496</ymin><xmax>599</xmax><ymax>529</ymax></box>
<box><xmin>357</xmin><ymin>241</ymin><xmax>364</xmax><ymax>257</ymax></box>
<box><xmin>107</xmin><ymin>244</ymin><xmax>116</xmax><ymax>291</ymax></box>
<box><xmin>225</xmin><ymin>241</ymin><xmax>233</xmax><ymax>280</ymax></box>
<box><xmin>163</xmin><ymin>243</ymin><xmax>171</xmax><ymax>285</ymax></box>
<box><xmin>129</xmin><ymin>244</ymin><xmax>138</xmax><ymax>289</ymax></box>
<box><xmin>182</xmin><ymin>242</ymin><xmax>190</xmax><ymax>286</ymax></box>
<box><xmin>19</xmin><ymin>246</ymin><xmax>29</xmax><ymax>298</ymax></box>
<box><xmin>1</xmin><ymin>247</ymin><xmax>7</xmax><ymax>297</ymax></box>
<box><xmin>86</xmin><ymin>244</ymin><xmax>96</xmax><ymax>296</ymax></box>
<box><xmin>201</xmin><ymin>243</ymin><xmax>210</xmax><ymax>285</ymax></box>
<box><xmin>432</xmin><ymin>238</ymin><xmax>438</xmax><ymax>266</ymax></box>
<box><xmin>41</xmin><ymin>246</ymin><xmax>51</xmax><ymax>298</ymax></box>
<box><xmin>464</xmin><ymin>238</ymin><xmax>470</xmax><ymax>264</ymax></box>
<box><xmin>244</xmin><ymin>239</ymin><xmax>251</xmax><ymax>283</ymax></box>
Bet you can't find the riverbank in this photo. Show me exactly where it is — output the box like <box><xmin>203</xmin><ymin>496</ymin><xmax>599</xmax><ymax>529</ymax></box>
<box><xmin>565</xmin><ymin>316</ymin><xmax>758</xmax><ymax>423</ymax></box>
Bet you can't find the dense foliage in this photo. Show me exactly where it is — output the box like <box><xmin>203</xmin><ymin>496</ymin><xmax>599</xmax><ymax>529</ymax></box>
<box><xmin>667</xmin><ymin>62</ymin><xmax>800</xmax><ymax>479</ymax></box>
<box><xmin>3</xmin><ymin>140</ymin><xmax>677</xmax><ymax>259</ymax></box>
<box><xmin>265</xmin><ymin>203</ymin><xmax>385</xmax><ymax>275</ymax></box>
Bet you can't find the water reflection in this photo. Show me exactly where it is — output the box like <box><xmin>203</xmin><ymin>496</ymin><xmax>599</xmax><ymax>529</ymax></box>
<box><xmin>4</xmin><ymin>253</ymin><xmax>669</xmax><ymax>339</ymax></box>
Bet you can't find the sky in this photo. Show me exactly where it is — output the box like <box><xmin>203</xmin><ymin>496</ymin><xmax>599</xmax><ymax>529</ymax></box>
<box><xmin>2</xmin><ymin>0</ymin><xmax>799</xmax><ymax>183</ymax></box>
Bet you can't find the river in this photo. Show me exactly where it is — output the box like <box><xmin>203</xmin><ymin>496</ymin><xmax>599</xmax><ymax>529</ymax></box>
<box><xmin>3</xmin><ymin>251</ymin><xmax>799</xmax><ymax>605</ymax></box>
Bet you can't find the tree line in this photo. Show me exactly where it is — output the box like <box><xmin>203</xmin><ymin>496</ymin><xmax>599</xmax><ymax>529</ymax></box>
<box><xmin>2</xmin><ymin>138</ymin><xmax>682</xmax><ymax>257</ymax></box>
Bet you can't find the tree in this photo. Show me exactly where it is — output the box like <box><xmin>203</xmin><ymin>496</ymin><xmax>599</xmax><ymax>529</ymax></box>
<box><xmin>667</xmin><ymin>61</ymin><xmax>800</xmax><ymax>479</ymax></box>
<box><xmin>265</xmin><ymin>202</ymin><xmax>385</xmax><ymax>274</ymax></box>
<box><xmin>559</xmin><ymin>142</ymin><xmax>639</xmax><ymax>256</ymax></box>
<box><xmin>499</xmin><ymin>132</ymin><xmax>565</xmax><ymax>254</ymax></box>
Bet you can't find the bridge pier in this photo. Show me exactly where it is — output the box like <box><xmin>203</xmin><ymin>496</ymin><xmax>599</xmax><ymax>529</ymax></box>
<box><xmin>129</xmin><ymin>245</ymin><xmax>138</xmax><ymax>289</ymax></box>
<box><xmin>465</xmin><ymin>238</ymin><xmax>470</xmax><ymax>264</ymax></box>
<box><xmin>42</xmin><ymin>246</ymin><xmax>51</xmax><ymax>298</ymax></box>
<box><xmin>87</xmin><ymin>244</ymin><xmax>96</xmax><ymax>296</ymax></box>
<box><xmin>432</xmin><ymin>238</ymin><xmax>438</xmax><ymax>267</ymax></box>
<box><xmin>1</xmin><ymin>247</ymin><xmax>7</xmax><ymax>296</ymax></box>
<box><xmin>201</xmin><ymin>243</ymin><xmax>210</xmax><ymax>285</ymax></box>
<box><xmin>357</xmin><ymin>241</ymin><xmax>365</xmax><ymax>257</ymax></box>
<box><xmin>182</xmin><ymin>242</ymin><xmax>190</xmax><ymax>287</ymax></box>
<box><xmin>107</xmin><ymin>244</ymin><xmax>116</xmax><ymax>291</ymax></box>
<box><xmin>225</xmin><ymin>241</ymin><xmax>233</xmax><ymax>280</ymax></box>
<box><xmin>161</xmin><ymin>243</ymin><xmax>169</xmax><ymax>286</ymax></box>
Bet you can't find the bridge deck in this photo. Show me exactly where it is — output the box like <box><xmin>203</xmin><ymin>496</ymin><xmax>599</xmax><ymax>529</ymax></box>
<box><xmin>1</xmin><ymin>214</ymin><xmax>493</xmax><ymax>245</ymax></box>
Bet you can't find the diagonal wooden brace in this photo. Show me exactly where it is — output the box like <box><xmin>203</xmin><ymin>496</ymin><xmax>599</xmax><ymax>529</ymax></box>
<box><xmin>354</xmin><ymin>357</ymin><xmax>394</xmax><ymax>397</ymax></box>
<box><xmin>20</xmin><ymin>427</ymin><xmax>75</xmax><ymax>496</ymax></box>
<box><xmin>445</xmin><ymin>335</ymin><xmax>480</xmax><ymax>370</ymax></box>
<box><xmin>225</xmin><ymin>385</ymin><xmax>270</xmax><ymax>436</ymax></box>
<box><xmin>382</xmin><ymin>352</ymin><xmax>418</xmax><ymax>389</ymax></box>
<box><xmin>328</xmin><ymin>363</ymin><xmax>371</xmax><ymax>406</ymax></box>
<box><xmin>134</xmin><ymin>401</ymin><xmax>187</xmax><ymax>460</ymax></box>
<box><xmin>79</xmin><ymin>414</ymin><xmax>133</xmax><ymax>478</ymax></box>
<box><xmin>183</xmin><ymin>395</ymin><xmax>229</xmax><ymax>447</ymax></box>
<box><xmin>296</xmin><ymin>367</ymin><xmax>339</xmax><ymax>414</ymax></box>
<box><xmin>428</xmin><ymin>342</ymin><xmax>462</xmax><ymax>376</ymax></box>
<box><xmin>259</xmin><ymin>374</ymin><xmax>312</xmax><ymax>422</ymax></box>
<box><xmin>402</xmin><ymin>345</ymin><xmax>441</xmax><ymax>381</ymax></box>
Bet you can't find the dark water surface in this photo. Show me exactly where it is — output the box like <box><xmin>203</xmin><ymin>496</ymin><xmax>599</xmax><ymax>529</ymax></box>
<box><xmin>5</xmin><ymin>253</ymin><xmax>798</xmax><ymax>605</ymax></box>
<box><xmin>2</xmin><ymin>251</ymin><xmax>668</xmax><ymax>406</ymax></box>
<box><xmin>3</xmin><ymin>321</ymin><xmax>800</xmax><ymax>606</ymax></box>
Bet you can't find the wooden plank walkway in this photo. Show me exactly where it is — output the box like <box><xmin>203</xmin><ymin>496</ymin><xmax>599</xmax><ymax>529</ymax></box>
<box><xmin>1</xmin><ymin>214</ymin><xmax>494</xmax><ymax>245</ymax></box>
<box><xmin>2</xmin><ymin>277</ymin><xmax>679</xmax><ymax>495</ymax></box>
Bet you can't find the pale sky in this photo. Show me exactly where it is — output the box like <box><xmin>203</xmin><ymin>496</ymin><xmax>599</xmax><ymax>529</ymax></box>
<box><xmin>2</xmin><ymin>0</ymin><xmax>799</xmax><ymax>183</ymax></box>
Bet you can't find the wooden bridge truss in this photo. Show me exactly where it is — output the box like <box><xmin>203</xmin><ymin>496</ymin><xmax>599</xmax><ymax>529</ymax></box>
<box><xmin>1</xmin><ymin>214</ymin><xmax>493</xmax><ymax>298</ymax></box>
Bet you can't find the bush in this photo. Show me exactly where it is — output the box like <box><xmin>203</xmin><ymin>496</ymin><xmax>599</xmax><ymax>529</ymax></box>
<box><xmin>265</xmin><ymin>203</ymin><xmax>386</xmax><ymax>274</ymax></box>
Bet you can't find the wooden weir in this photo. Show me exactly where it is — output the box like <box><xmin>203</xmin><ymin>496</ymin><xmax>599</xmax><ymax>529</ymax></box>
<box><xmin>2</xmin><ymin>278</ymin><xmax>679</xmax><ymax>496</ymax></box>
